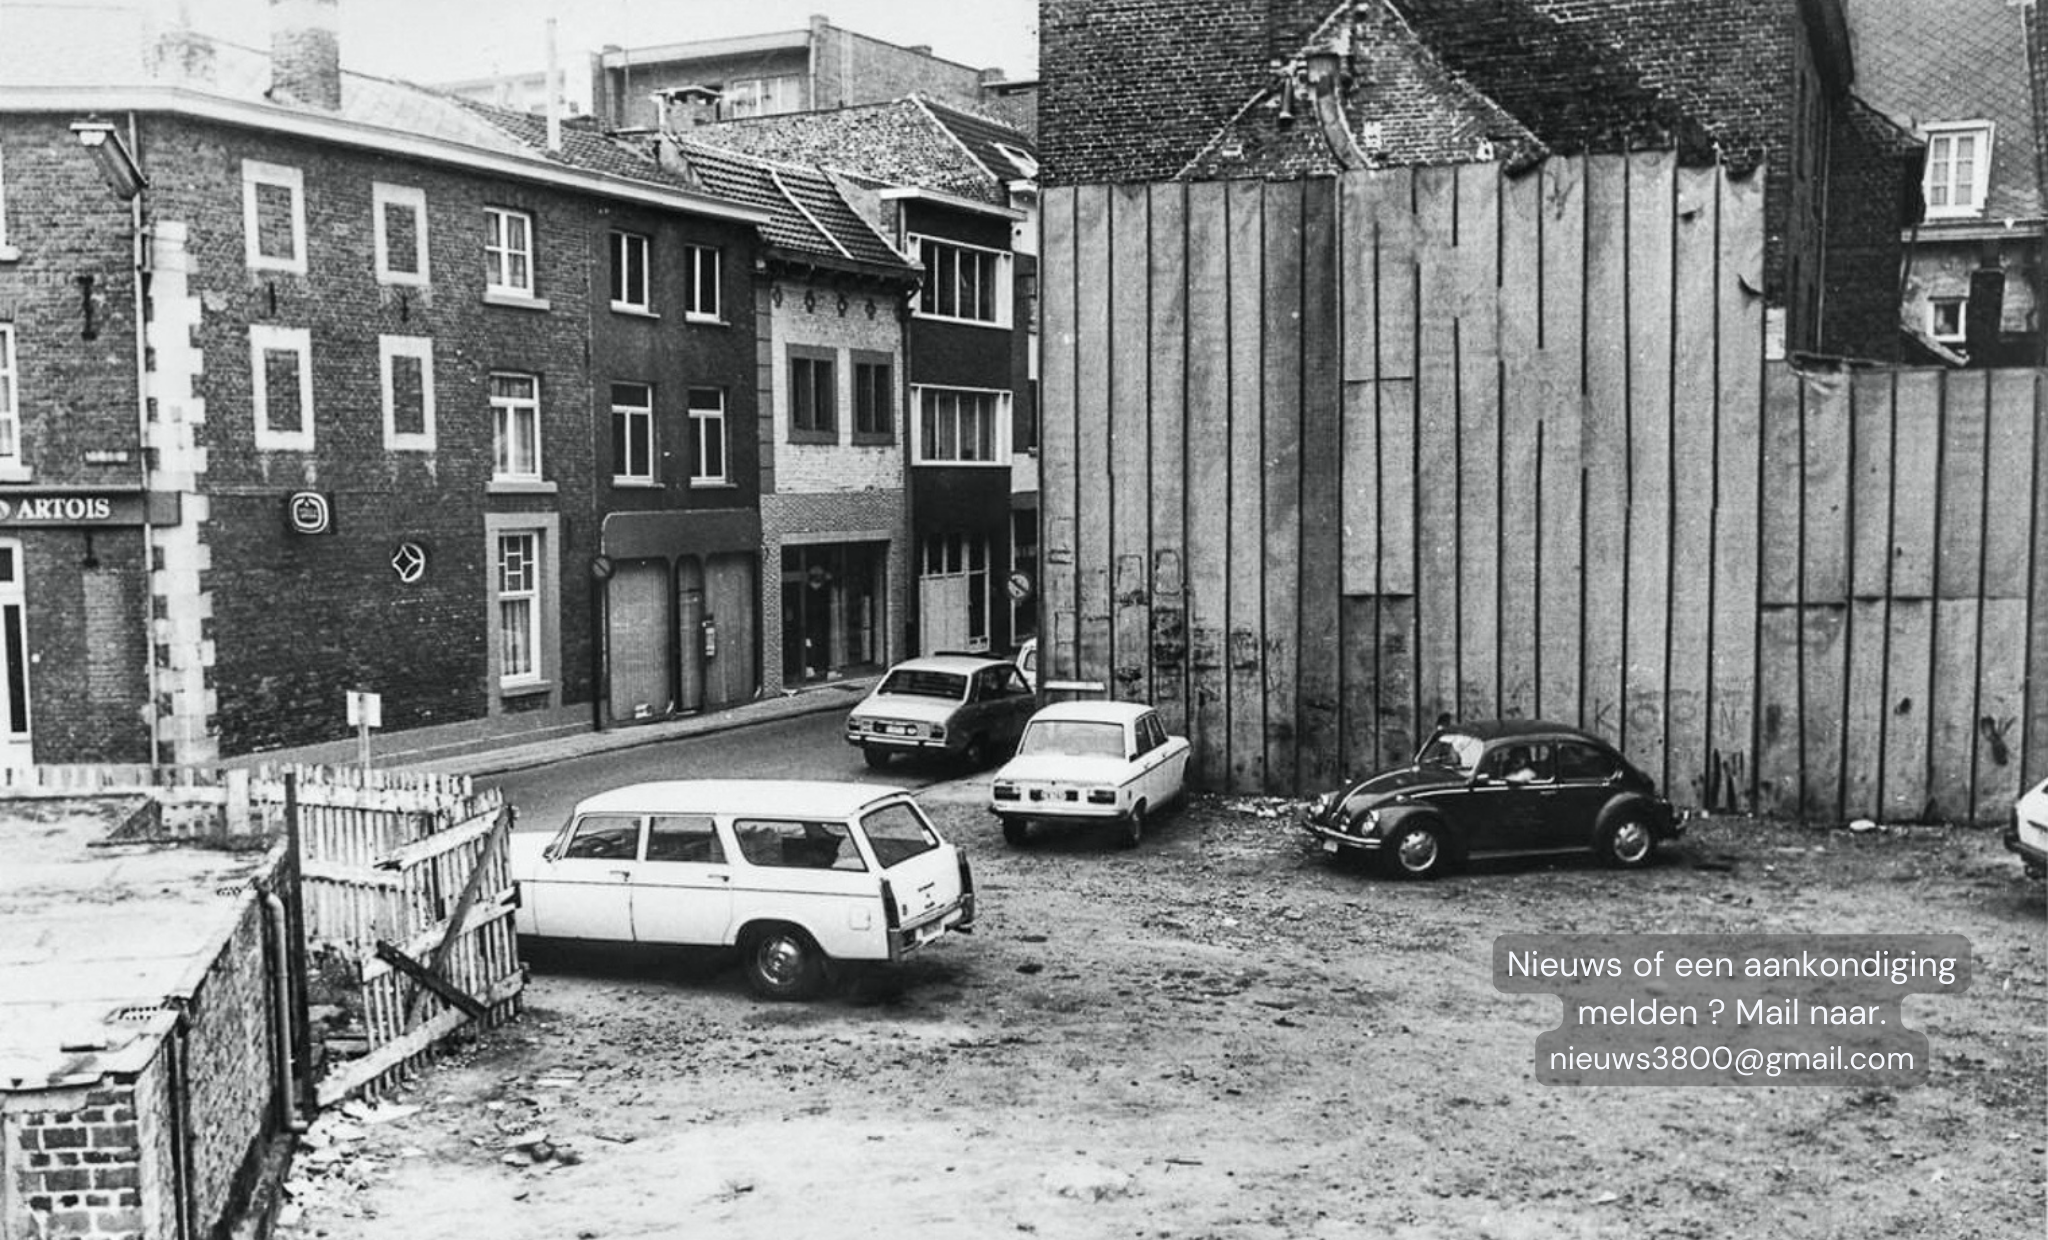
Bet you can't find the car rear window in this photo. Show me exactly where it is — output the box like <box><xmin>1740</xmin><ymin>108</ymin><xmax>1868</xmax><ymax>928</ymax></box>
<box><xmin>878</xmin><ymin>670</ymin><xmax>968</xmax><ymax>700</ymax></box>
<box><xmin>732</xmin><ymin>819</ymin><xmax>867</xmax><ymax>872</ymax></box>
<box><xmin>1018</xmin><ymin>719</ymin><xmax>1125</xmax><ymax>759</ymax></box>
<box><xmin>859</xmin><ymin>801</ymin><xmax>940</xmax><ymax>868</ymax></box>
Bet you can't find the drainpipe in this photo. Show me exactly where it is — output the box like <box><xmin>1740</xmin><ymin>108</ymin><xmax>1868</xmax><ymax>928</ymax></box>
<box><xmin>127</xmin><ymin>111</ymin><xmax>161</xmax><ymax>771</ymax></box>
<box><xmin>166</xmin><ymin>1011</ymin><xmax>194</xmax><ymax>1240</ymax></box>
<box><xmin>263</xmin><ymin>890</ymin><xmax>306</xmax><ymax>1133</ymax></box>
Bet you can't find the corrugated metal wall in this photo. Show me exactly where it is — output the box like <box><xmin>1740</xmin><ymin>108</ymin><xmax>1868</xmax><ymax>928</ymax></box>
<box><xmin>1039</xmin><ymin>155</ymin><xmax>2047</xmax><ymax>823</ymax></box>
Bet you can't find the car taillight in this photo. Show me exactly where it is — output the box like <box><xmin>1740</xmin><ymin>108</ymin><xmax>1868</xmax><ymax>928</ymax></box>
<box><xmin>993</xmin><ymin>783</ymin><xmax>1019</xmax><ymax>801</ymax></box>
<box><xmin>1087</xmin><ymin>789</ymin><xmax>1116</xmax><ymax>805</ymax></box>
<box><xmin>880</xmin><ymin>879</ymin><xmax>900</xmax><ymax>930</ymax></box>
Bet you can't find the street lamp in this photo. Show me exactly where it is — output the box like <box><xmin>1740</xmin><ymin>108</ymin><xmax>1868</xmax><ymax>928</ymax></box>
<box><xmin>70</xmin><ymin>120</ymin><xmax>147</xmax><ymax>201</ymax></box>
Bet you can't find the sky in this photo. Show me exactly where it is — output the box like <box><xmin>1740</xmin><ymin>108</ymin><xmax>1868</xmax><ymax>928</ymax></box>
<box><xmin>171</xmin><ymin>0</ymin><xmax>1040</xmax><ymax>97</ymax></box>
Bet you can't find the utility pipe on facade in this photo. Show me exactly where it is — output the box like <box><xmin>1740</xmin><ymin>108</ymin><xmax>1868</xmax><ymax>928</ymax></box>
<box><xmin>263</xmin><ymin>889</ymin><xmax>306</xmax><ymax>1133</ymax></box>
<box><xmin>127</xmin><ymin>111</ymin><xmax>162</xmax><ymax>771</ymax></box>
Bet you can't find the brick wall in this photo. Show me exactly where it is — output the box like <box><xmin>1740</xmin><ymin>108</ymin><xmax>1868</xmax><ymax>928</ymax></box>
<box><xmin>758</xmin><ymin>489</ymin><xmax>909</xmax><ymax>696</ymax></box>
<box><xmin>812</xmin><ymin>21</ymin><xmax>995</xmax><ymax>114</ymax></box>
<box><xmin>178</xmin><ymin>897</ymin><xmax>278</xmax><ymax>1236</ymax></box>
<box><xmin>767</xmin><ymin>275</ymin><xmax>906</xmax><ymax>495</ymax></box>
<box><xmin>8</xmin><ymin>1081</ymin><xmax>152</xmax><ymax>1237</ymax></box>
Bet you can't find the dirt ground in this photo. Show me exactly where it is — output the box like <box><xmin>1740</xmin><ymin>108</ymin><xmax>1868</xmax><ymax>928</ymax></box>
<box><xmin>275</xmin><ymin>778</ymin><xmax>2045</xmax><ymax>1240</ymax></box>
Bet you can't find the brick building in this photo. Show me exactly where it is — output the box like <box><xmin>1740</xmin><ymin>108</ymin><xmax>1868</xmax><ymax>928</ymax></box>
<box><xmin>0</xmin><ymin>1</ymin><xmax>766</xmax><ymax>762</ymax></box>
<box><xmin>673</xmin><ymin>96</ymin><xmax>1042</xmax><ymax>659</ymax></box>
<box><xmin>587</xmin><ymin>16</ymin><xmax>1033</xmax><ymax>137</ymax></box>
<box><xmin>663</xmin><ymin>137</ymin><xmax>921</xmax><ymax>693</ymax></box>
<box><xmin>1039</xmin><ymin>0</ymin><xmax>1923</xmax><ymax>361</ymax></box>
<box><xmin>1849</xmin><ymin>0</ymin><xmax>2045</xmax><ymax>367</ymax></box>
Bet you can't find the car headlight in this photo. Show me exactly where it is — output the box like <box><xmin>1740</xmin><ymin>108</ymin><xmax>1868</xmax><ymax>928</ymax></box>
<box><xmin>1350</xmin><ymin>809</ymin><xmax>1378</xmax><ymax>836</ymax></box>
<box><xmin>1311</xmin><ymin>791</ymin><xmax>1336</xmax><ymax>818</ymax></box>
<box><xmin>929</xmin><ymin>724</ymin><xmax>946</xmax><ymax>739</ymax></box>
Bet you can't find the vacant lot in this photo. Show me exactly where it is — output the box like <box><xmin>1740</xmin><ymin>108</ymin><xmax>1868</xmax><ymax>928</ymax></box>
<box><xmin>278</xmin><ymin>781</ymin><xmax>2043</xmax><ymax>1239</ymax></box>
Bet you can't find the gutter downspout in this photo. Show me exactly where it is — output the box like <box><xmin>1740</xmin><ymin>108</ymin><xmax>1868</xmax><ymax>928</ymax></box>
<box><xmin>262</xmin><ymin>890</ymin><xmax>306</xmax><ymax>1134</ymax></box>
<box><xmin>167</xmin><ymin>1010</ymin><xmax>194</xmax><ymax>1240</ymax></box>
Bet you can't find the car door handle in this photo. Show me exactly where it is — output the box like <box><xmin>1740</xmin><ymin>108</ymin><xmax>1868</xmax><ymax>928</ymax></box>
<box><xmin>609</xmin><ymin>870</ymin><xmax>633</xmax><ymax>881</ymax></box>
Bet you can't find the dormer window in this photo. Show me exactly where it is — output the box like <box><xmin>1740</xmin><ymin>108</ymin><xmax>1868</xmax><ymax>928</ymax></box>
<box><xmin>1922</xmin><ymin>123</ymin><xmax>1992</xmax><ymax>218</ymax></box>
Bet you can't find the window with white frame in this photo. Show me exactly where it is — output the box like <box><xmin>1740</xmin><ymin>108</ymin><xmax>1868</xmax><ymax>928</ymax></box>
<box><xmin>1928</xmin><ymin>297</ymin><xmax>1966</xmax><ymax>343</ymax></box>
<box><xmin>496</xmin><ymin>530</ymin><xmax>543</xmax><ymax>687</ymax></box>
<box><xmin>721</xmin><ymin>75</ymin><xmax>800</xmax><ymax>118</ymax></box>
<box><xmin>688</xmin><ymin>388</ymin><xmax>726</xmax><ymax>483</ymax></box>
<box><xmin>372</xmin><ymin>182</ymin><xmax>428</xmax><ymax>285</ymax></box>
<box><xmin>490</xmin><ymin>372</ymin><xmax>542</xmax><ymax>479</ymax></box>
<box><xmin>485</xmin><ymin>207</ymin><xmax>536</xmax><ymax>297</ymax></box>
<box><xmin>1923</xmin><ymin>124</ymin><xmax>1992</xmax><ymax>218</ymax></box>
<box><xmin>915</xmin><ymin>386</ymin><xmax>1010</xmax><ymax>464</ymax></box>
<box><xmin>380</xmin><ymin>335</ymin><xmax>435</xmax><ymax>450</ymax></box>
<box><xmin>0</xmin><ymin>326</ymin><xmax>16</xmax><ymax>465</ymax></box>
<box><xmin>685</xmin><ymin>244</ymin><xmax>721</xmax><ymax>321</ymax></box>
<box><xmin>610</xmin><ymin>231</ymin><xmax>650</xmax><ymax>312</ymax></box>
<box><xmin>250</xmin><ymin>325</ymin><xmax>314</xmax><ymax>451</ymax></box>
<box><xmin>611</xmin><ymin>382</ymin><xmax>653</xmax><ymax>482</ymax></box>
<box><xmin>242</xmin><ymin>161</ymin><xmax>307</xmax><ymax>275</ymax></box>
<box><xmin>912</xmin><ymin>235</ymin><xmax>1011</xmax><ymax>326</ymax></box>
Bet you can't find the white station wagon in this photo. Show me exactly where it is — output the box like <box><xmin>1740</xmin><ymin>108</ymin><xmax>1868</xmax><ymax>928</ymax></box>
<box><xmin>510</xmin><ymin>780</ymin><xmax>976</xmax><ymax>999</ymax></box>
<box><xmin>989</xmin><ymin>700</ymin><xmax>1191</xmax><ymax>849</ymax></box>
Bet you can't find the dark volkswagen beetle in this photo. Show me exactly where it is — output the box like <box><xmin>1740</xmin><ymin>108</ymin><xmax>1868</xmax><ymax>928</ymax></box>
<box><xmin>1301</xmin><ymin>720</ymin><xmax>1680</xmax><ymax>878</ymax></box>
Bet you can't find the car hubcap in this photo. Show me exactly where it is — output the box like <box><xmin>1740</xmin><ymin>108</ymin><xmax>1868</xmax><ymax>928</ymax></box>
<box><xmin>1399</xmin><ymin>831</ymin><xmax>1437</xmax><ymax>871</ymax></box>
<box><xmin>1613</xmin><ymin>821</ymin><xmax>1651</xmax><ymax>862</ymax></box>
<box><xmin>757</xmin><ymin>936</ymin><xmax>804</xmax><ymax>988</ymax></box>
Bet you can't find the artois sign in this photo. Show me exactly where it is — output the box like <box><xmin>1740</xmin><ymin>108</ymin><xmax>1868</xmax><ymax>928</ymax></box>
<box><xmin>0</xmin><ymin>487</ymin><xmax>179</xmax><ymax>527</ymax></box>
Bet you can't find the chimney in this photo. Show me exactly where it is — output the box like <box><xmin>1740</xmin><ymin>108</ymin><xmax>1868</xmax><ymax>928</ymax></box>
<box><xmin>269</xmin><ymin>0</ymin><xmax>341</xmax><ymax>111</ymax></box>
<box><xmin>546</xmin><ymin>18</ymin><xmax>562</xmax><ymax>153</ymax></box>
<box><xmin>1964</xmin><ymin>243</ymin><xmax>2006</xmax><ymax>363</ymax></box>
<box><xmin>656</xmin><ymin>86</ymin><xmax>722</xmax><ymax>132</ymax></box>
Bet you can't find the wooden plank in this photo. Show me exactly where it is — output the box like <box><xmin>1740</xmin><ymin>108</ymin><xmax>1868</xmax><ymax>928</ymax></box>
<box><xmin>1756</xmin><ymin>607</ymin><xmax>1802</xmax><ymax>818</ymax></box>
<box><xmin>1622</xmin><ymin>149</ymin><xmax>1674</xmax><ymax>781</ymax></box>
<box><xmin>1578</xmin><ymin>154</ymin><xmax>1628</xmax><ymax>746</ymax></box>
<box><xmin>1413</xmin><ymin>163</ymin><xmax>1460</xmax><ymax>731</ymax></box>
<box><xmin>1039</xmin><ymin>188</ymin><xmax>1078</xmax><ymax>683</ymax></box>
<box><xmin>1843</xmin><ymin>371</ymin><xmax>1896</xmax><ymax>818</ymax></box>
<box><xmin>1183</xmin><ymin>181</ymin><xmax>1231</xmax><ymax>787</ymax></box>
<box><xmin>1296</xmin><ymin>179</ymin><xmax>1343</xmax><ymax>791</ymax></box>
<box><xmin>1983</xmin><ymin>369</ymin><xmax>2036</xmax><ymax>601</ymax></box>
<box><xmin>1110</xmin><ymin>183</ymin><xmax>1151</xmax><ymax>707</ymax></box>
<box><xmin>1977</xmin><ymin>370</ymin><xmax>2035</xmax><ymax>817</ymax></box>
<box><xmin>1148</xmin><ymin>183</ymin><xmax>1190</xmax><ymax>736</ymax></box>
<box><xmin>1801</xmin><ymin>367</ymin><xmax>1852</xmax><ymax>605</ymax></box>
<box><xmin>1375</xmin><ymin>168</ymin><xmax>1420</xmax><ymax>759</ymax></box>
<box><xmin>1666</xmin><ymin>162</ymin><xmax>1716</xmax><ymax>806</ymax></box>
<box><xmin>1497</xmin><ymin>163</ymin><xmax>1541</xmax><ymax>723</ymax></box>
<box><xmin>1455</xmin><ymin>162</ymin><xmax>1500</xmax><ymax>725</ymax></box>
<box><xmin>1537</xmin><ymin>156</ymin><xmax>1585</xmax><ymax>729</ymax></box>
<box><xmin>1074</xmin><ymin>186</ymin><xmax>1115</xmax><ymax>690</ymax></box>
<box><xmin>1889</xmin><ymin>371</ymin><xmax>1941</xmax><ymax>599</ymax></box>
<box><xmin>1341</xmin><ymin>383</ymin><xmax>1381</xmax><ymax>771</ymax></box>
<box><xmin>1931</xmin><ymin>598</ymin><xmax>1981</xmax><ymax>822</ymax></box>
<box><xmin>1881</xmin><ymin>600</ymin><xmax>1936</xmax><ymax>821</ymax></box>
<box><xmin>1800</xmin><ymin>605</ymin><xmax>1845</xmax><ymax>820</ymax></box>
<box><xmin>1931</xmin><ymin>371</ymin><xmax>1988</xmax><ymax>820</ymax></box>
<box><xmin>315</xmin><ymin>971</ymin><xmax>523</xmax><ymax>1108</ymax></box>
<box><xmin>1974</xmin><ymin>599</ymin><xmax>2029</xmax><ymax>822</ymax></box>
<box><xmin>1261</xmin><ymin>181</ymin><xmax>1304</xmax><ymax>792</ymax></box>
<box><xmin>2029</xmin><ymin>371</ymin><xmax>2048</xmax><ymax>790</ymax></box>
<box><xmin>1759</xmin><ymin>364</ymin><xmax>1804</xmax><ymax>608</ymax></box>
<box><xmin>1340</xmin><ymin>176</ymin><xmax>1382</xmax><ymax>598</ymax></box>
<box><xmin>1226</xmin><ymin>178</ymin><xmax>1266</xmax><ymax>790</ymax></box>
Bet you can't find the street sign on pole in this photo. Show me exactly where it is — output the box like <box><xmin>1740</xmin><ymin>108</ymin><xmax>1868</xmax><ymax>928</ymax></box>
<box><xmin>346</xmin><ymin>690</ymin><xmax>382</xmax><ymax>774</ymax></box>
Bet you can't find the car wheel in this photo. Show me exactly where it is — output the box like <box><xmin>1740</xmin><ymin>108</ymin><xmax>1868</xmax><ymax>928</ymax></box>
<box><xmin>1383</xmin><ymin>822</ymin><xmax>1446</xmax><ymax>878</ymax></box>
<box><xmin>963</xmin><ymin>734</ymin><xmax>993</xmax><ymax>770</ymax></box>
<box><xmin>1118</xmin><ymin>801</ymin><xmax>1147</xmax><ymax>850</ymax></box>
<box><xmin>1600</xmin><ymin>814</ymin><xmax>1656</xmax><ymax>868</ymax></box>
<box><xmin>862</xmin><ymin>745</ymin><xmax>891</xmax><ymax>770</ymax></box>
<box><xmin>1001</xmin><ymin>815</ymin><xmax>1029</xmax><ymax>846</ymax></box>
<box><xmin>742</xmin><ymin>926</ymin><xmax>824</xmax><ymax>1001</ymax></box>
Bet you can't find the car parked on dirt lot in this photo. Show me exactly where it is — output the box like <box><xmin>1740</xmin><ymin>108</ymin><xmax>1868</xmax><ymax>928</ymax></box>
<box><xmin>2007</xmin><ymin>776</ymin><xmax>2048</xmax><ymax>879</ymax></box>
<box><xmin>1300</xmin><ymin>719</ymin><xmax>1680</xmax><ymax>877</ymax></box>
<box><xmin>846</xmin><ymin>654</ymin><xmax>1037</xmax><ymax>769</ymax></box>
<box><xmin>1014</xmin><ymin>636</ymin><xmax>1039</xmax><ymax>692</ymax></box>
<box><xmin>990</xmin><ymin>700</ymin><xmax>1191</xmax><ymax>849</ymax></box>
<box><xmin>508</xmin><ymin>780</ymin><xmax>976</xmax><ymax>999</ymax></box>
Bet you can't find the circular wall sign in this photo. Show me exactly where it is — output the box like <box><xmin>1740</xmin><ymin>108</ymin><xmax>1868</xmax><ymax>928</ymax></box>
<box><xmin>1006</xmin><ymin>570</ymin><xmax>1034</xmax><ymax>601</ymax></box>
<box><xmin>390</xmin><ymin>541</ymin><xmax>427</xmax><ymax>584</ymax></box>
<box><xmin>288</xmin><ymin>491</ymin><xmax>331</xmax><ymax>535</ymax></box>
<box><xmin>589</xmin><ymin>554</ymin><xmax>614</xmax><ymax>582</ymax></box>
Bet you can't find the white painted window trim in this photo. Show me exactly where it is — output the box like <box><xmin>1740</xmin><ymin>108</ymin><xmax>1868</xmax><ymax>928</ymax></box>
<box><xmin>909</xmin><ymin>233</ymin><xmax>1013</xmax><ymax>328</ymax></box>
<box><xmin>611</xmin><ymin>381</ymin><xmax>654</xmax><ymax>483</ymax></box>
<box><xmin>912</xmin><ymin>384</ymin><xmax>1012</xmax><ymax>466</ymax></box>
<box><xmin>488</xmin><ymin>520</ymin><xmax>556</xmax><ymax>693</ymax></box>
<box><xmin>1921</xmin><ymin>122</ymin><xmax>1993</xmax><ymax>219</ymax></box>
<box><xmin>379</xmin><ymin>335</ymin><xmax>436</xmax><ymax>451</ymax></box>
<box><xmin>485</xmin><ymin>206</ymin><xmax>537</xmax><ymax>297</ymax></box>
<box><xmin>371</xmin><ymin>182</ymin><xmax>429</xmax><ymax>286</ymax></box>
<box><xmin>688</xmin><ymin>387</ymin><xmax>727</xmax><ymax>484</ymax></box>
<box><xmin>610</xmin><ymin>230</ymin><xmax>651</xmax><ymax>313</ymax></box>
<box><xmin>242</xmin><ymin>160</ymin><xmax>308</xmax><ymax>275</ymax></box>
<box><xmin>685</xmin><ymin>243</ymin><xmax>722</xmax><ymax>322</ymax></box>
<box><xmin>1927</xmin><ymin>296</ymin><xmax>1966</xmax><ymax>343</ymax></box>
<box><xmin>250</xmin><ymin>325</ymin><xmax>315</xmax><ymax>451</ymax></box>
<box><xmin>489</xmin><ymin>371</ymin><xmax>543</xmax><ymax>481</ymax></box>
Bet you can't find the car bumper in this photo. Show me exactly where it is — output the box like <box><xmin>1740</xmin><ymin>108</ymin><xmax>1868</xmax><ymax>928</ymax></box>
<box><xmin>2004</xmin><ymin>824</ymin><xmax>2048</xmax><ymax>870</ymax></box>
<box><xmin>1302</xmin><ymin>816</ymin><xmax>1381</xmax><ymax>853</ymax></box>
<box><xmin>991</xmin><ymin>792</ymin><xmax>1128</xmax><ymax>820</ymax></box>
<box><xmin>848</xmin><ymin>729</ymin><xmax>956</xmax><ymax>754</ymax></box>
<box><xmin>886</xmin><ymin>891</ymin><xmax>976</xmax><ymax>961</ymax></box>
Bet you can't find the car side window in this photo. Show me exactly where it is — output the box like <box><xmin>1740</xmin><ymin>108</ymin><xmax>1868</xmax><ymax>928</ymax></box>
<box><xmin>733</xmin><ymin>819</ymin><xmax>867</xmax><ymax>872</ymax></box>
<box><xmin>561</xmin><ymin>813</ymin><xmax>640</xmax><ymax>860</ymax></box>
<box><xmin>644</xmin><ymin>814</ymin><xmax>724</xmax><ymax>864</ymax></box>
<box><xmin>1143</xmin><ymin>714</ymin><xmax>1168</xmax><ymax>751</ymax></box>
<box><xmin>1554</xmin><ymin>742</ymin><xmax>1617</xmax><ymax>782</ymax></box>
<box><xmin>1494</xmin><ymin>742</ymin><xmax>1553</xmax><ymax>783</ymax></box>
<box><xmin>1003</xmin><ymin>667</ymin><xmax>1030</xmax><ymax>696</ymax></box>
<box><xmin>1131</xmin><ymin>714</ymin><xmax>1160</xmax><ymax>756</ymax></box>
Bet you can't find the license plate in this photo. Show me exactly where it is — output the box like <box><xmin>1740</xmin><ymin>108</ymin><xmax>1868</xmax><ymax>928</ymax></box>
<box><xmin>1322</xmin><ymin>839</ymin><xmax>1340</xmax><ymax>853</ymax></box>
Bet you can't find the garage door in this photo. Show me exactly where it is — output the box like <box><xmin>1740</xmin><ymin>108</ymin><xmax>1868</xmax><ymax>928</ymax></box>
<box><xmin>608</xmin><ymin>560</ymin><xmax>672</xmax><ymax>722</ymax></box>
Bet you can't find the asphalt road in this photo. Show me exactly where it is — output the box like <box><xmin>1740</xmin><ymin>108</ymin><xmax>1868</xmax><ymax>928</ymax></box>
<box><xmin>485</xmin><ymin>707</ymin><xmax>967</xmax><ymax>836</ymax></box>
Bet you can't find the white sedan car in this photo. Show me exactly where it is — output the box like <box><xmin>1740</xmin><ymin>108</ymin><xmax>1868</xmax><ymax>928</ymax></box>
<box><xmin>989</xmin><ymin>700</ymin><xmax>1191</xmax><ymax>848</ymax></box>
<box><xmin>2009</xmin><ymin>775</ymin><xmax>2048</xmax><ymax>879</ymax></box>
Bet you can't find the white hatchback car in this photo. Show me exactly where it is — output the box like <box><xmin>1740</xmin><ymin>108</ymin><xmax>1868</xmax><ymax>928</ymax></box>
<box><xmin>2009</xmin><ymin>776</ymin><xmax>2048</xmax><ymax>879</ymax></box>
<box><xmin>989</xmin><ymin>700</ymin><xmax>1191</xmax><ymax>848</ymax></box>
<box><xmin>510</xmin><ymin>781</ymin><xmax>976</xmax><ymax>999</ymax></box>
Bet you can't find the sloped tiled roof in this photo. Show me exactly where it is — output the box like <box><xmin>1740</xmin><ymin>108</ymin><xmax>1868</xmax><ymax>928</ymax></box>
<box><xmin>666</xmin><ymin>139</ymin><xmax>915</xmax><ymax>275</ymax></box>
<box><xmin>1847</xmin><ymin>0</ymin><xmax>2043</xmax><ymax>223</ymax></box>
<box><xmin>679</xmin><ymin>95</ymin><xmax>1033</xmax><ymax>204</ymax></box>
